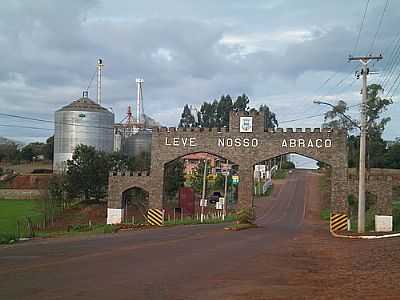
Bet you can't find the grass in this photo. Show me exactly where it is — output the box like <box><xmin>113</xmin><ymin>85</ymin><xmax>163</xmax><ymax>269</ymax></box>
<box><xmin>0</xmin><ymin>199</ymin><xmax>43</xmax><ymax>234</ymax></box>
<box><xmin>35</xmin><ymin>224</ymin><xmax>119</xmax><ymax>238</ymax></box>
<box><xmin>320</xmin><ymin>208</ymin><xmax>330</xmax><ymax>221</ymax></box>
<box><xmin>164</xmin><ymin>214</ymin><xmax>237</xmax><ymax>226</ymax></box>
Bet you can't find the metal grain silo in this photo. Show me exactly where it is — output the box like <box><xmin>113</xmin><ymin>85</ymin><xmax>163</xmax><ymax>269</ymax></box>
<box><xmin>53</xmin><ymin>92</ymin><xmax>114</xmax><ymax>172</ymax></box>
<box><xmin>121</xmin><ymin>129</ymin><xmax>152</xmax><ymax>157</ymax></box>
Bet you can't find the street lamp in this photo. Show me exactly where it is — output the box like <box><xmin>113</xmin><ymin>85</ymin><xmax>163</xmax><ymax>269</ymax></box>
<box><xmin>313</xmin><ymin>100</ymin><xmax>360</xmax><ymax>129</ymax></box>
<box><xmin>314</xmin><ymin>99</ymin><xmax>365</xmax><ymax>233</ymax></box>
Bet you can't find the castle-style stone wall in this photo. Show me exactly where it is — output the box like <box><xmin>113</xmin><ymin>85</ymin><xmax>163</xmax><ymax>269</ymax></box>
<box><xmin>108</xmin><ymin>171</ymin><xmax>151</xmax><ymax>209</ymax></box>
<box><xmin>108</xmin><ymin>111</ymin><xmax>349</xmax><ymax>215</ymax></box>
<box><xmin>347</xmin><ymin>168</ymin><xmax>400</xmax><ymax>215</ymax></box>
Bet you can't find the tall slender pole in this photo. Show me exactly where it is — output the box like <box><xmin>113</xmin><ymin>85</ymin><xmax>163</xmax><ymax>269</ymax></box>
<box><xmin>358</xmin><ymin>63</ymin><xmax>368</xmax><ymax>233</ymax></box>
<box><xmin>201</xmin><ymin>159</ymin><xmax>207</xmax><ymax>223</ymax></box>
<box><xmin>96</xmin><ymin>59</ymin><xmax>103</xmax><ymax>105</ymax></box>
<box><xmin>223</xmin><ymin>160</ymin><xmax>229</xmax><ymax>220</ymax></box>
<box><xmin>349</xmin><ymin>54</ymin><xmax>382</xmax><ymax>233</ymax></box>
<box><xmin>136</xmin><ymin>78</ymin><xmax>144</xmax><ymax>124</ymax></box>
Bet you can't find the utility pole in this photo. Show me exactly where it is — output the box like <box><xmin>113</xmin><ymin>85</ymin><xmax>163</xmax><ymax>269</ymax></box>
<box><xmin>349</xmin><ymin>54</ymin><xmax>382</xmax><ymax>233</ymax></box>
<box><xmin>201</xmin><ymin>159</ymin><xmax>208</xmax><ymax>223</ymax></box>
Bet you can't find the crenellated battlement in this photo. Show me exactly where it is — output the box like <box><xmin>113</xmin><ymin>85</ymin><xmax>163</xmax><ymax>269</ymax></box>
<box><xmin>152</xmin><ymin>126</ymin><xmax>340</xmax><ymax>134</ymax></box>
<box><xmin>109</xmin><ymin>171</ymin><xmax>150</xmax><ymax>177</ymax></box>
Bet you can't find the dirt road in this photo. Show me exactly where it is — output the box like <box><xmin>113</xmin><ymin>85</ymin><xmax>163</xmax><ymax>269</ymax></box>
<box><xmin>1</xmin><ymin>170</ymin><xmax>400</xmax><ymax>299</ymax></box>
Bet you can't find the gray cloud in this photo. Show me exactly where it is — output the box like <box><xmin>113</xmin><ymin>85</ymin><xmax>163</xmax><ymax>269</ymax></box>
<box><xmin>0</xmin><ymin>0</ymin><xmax>399</xmax><ymax>143</ymax></box>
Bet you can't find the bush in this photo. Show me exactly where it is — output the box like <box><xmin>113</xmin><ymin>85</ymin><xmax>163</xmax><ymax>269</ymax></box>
<box><xmin>67</xmin><ymin>224</ymin><xmax>92</xmax><ymax>232</ymax></box>
<box><xmin>0</xmin><ymin>233</ymin><xmax>17</xmax><ymax>244</ymax></box>
<box><xmin>102</xmin><ymin>224</ymin><xmax>119</xmax><ymax>233</ymax></box>
<box><xmin>320</xmin><ymin>208</ymin><xmax>330</xmax><ymax>221</ymax></box>
<box><xmin>237</xmin><ymin>208</ymin><xmax>255</xmax><ymax>224</ymax></box>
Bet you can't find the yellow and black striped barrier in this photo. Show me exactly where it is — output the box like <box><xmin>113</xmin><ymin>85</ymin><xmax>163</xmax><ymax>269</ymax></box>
<box><xmin>147</xmin><ymin>209</ymin><xmax>164</xmax><ymax>226</ymax></box>
<box><xmin>330</xmin><ymin>213</ymin><xmax>348</xmax><ymax>232</ymax></box>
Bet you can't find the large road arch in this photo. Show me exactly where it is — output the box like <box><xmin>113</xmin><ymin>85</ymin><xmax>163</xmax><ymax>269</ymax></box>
<box><xmin>108</xmin><ymin>111</ymin><xmax>348</xmax><ymax>224</ymax></box>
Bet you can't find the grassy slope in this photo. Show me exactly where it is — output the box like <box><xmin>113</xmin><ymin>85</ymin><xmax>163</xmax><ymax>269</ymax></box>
<box><xmin>0</xmin><ymin>200</ymin><xmax>42</xmax><ymax>233</ymax></box>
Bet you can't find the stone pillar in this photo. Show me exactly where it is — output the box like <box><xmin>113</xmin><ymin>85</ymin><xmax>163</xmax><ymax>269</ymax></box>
<box><xmin>107</xmin><ymin>184</ymin><xmax>124</xmax><ymax>224</ymax></box>
<box><xmin>238</xmin><ymin>164</ymin><xmax>253</xmax><ymax>209</ymax></box>
<box><xmin>330</xmin><ymin>167</ymin><xmax>348</xmax><ymax>214</ymax></box>
<box><xmin>148</xmin><ymin>165</ymin><xmax>164</xmax><ymax>209</ymax></box>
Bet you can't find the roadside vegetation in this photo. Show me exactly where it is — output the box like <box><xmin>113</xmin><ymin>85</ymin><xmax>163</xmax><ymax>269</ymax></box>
<box><xmin>224</xmin><ymin>208</ymin><xmax>257</xmax><ymax>231</ymax></box>
<box><xmin>0</xmin><ymin>199</ymin><xmax>43</xmax><ymax>243</ymax></box>
<box><xmin>164</xmin><ymin>214</ymin><xmax>237</xmax><ymax>226</ymax></box>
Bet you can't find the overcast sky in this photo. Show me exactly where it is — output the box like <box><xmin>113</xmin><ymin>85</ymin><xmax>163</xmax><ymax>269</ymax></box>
<box><xmin>1</xmin><ymin>0</ymin><xmax>399</xmax><ymax>144</ymax></box>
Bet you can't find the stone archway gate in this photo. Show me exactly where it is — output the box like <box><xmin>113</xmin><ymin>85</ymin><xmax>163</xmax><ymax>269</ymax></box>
<box><xmin>107</xmin><ymin>111</ymin><xmax>349</xmax><ymax>225</ymax></box>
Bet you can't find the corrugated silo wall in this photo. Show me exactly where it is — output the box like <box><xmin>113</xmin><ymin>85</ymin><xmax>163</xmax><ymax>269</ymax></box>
<box><xmin>53</xmin><ymin>110</ymin><xmax>114</xmax><ymax>172</ymax></box>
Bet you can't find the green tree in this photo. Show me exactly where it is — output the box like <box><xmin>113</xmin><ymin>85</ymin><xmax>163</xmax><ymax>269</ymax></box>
<box><xmin>65</xmin><ymin>145</ymin><xmax>110</xmax><ymax>201</ymax></box>
<box><xmin>0</xmin><ymin>143</ymin><xmax>18</xmax><ymax>162</ymax></box>
<box><xmin>322</xmin><ymin>84</ymin><xmax>392</xmax><ymax>168</ymax></box>
<box><xmin>213</xmin><ymin>173</ymin><xmax>225</xmax><ymax>191</ymax></box>
<box><xmin>384</xmin><ymin>140</ymin><xmax>400</xmax><ymax>169</ymax></box>
<box><xmin>164</xmin><ymin>159</ymin><xmax>185</xmax><ymax>199</ymax></box>
<box><xmin>190</xmin><ymin>160</ymin><xmax>210</xmax><ymax>194</ymax></box>
<box><xmin>216</xmin><ymin>95</ymin><xmax>233</xmax><ymax>127</ymax></box>
<box><xmin>233</xmin><ymin>94</ymin><xmax>249</xmax><ymax>112</ymax></box>
<box><xmin>19</xmin><ymin>144</ymin><xmax>34</xmax><ymax>161</ymax></box>
<box><xmin>182</xmin><ymin>94</ymin><xmax>278</xmax><ymax>129</ymax></box>
<box><xmin>259</xmin><ymin>104</ymin><xmax>279</xmax><ymax>129</ymax></box>
<box><xmin>179</xmin><ymin>104</ymin><xmax>196</xmax><ymax>128</ymax></box>
<box><xmin>322</xmin><ymin>100</ymin><xmax>357</xmax><ymax>131</ymax></box>
<box><xmin>109</xmin><ymin>152</ymin><xmax>129</xmax><ymax>172</ymax></box>
<box><xmin>199</xmin><ymin>102</ymin><xmax>215</xmax><ymax>128</ymax></box>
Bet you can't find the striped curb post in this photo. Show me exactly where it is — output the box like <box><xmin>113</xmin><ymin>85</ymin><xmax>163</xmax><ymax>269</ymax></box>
<box><xmin>147</xmin><ymin>209</ymin><xmax>165</xmax><ymax>226</ymax></box>
<box><xmin>330</xmin><ymin>213</ymin><xmax>348</xmax><ymax>232</ymax></box>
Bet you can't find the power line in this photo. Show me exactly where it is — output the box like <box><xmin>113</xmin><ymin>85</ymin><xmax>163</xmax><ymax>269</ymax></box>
<box><xmin>314</xmin><ymin>71</ymin><xmax>339</xmax><ymax>94</ymax></box>
<box><xmin>279</xmin><ymin>104</ymin><xmax>360</xmax><ymax>124</ymax></box>
<box><xmin>386</xmin><ymin>69</ymin><xmax>400</xmax><ymax>97</ymax></box>
<box><xmin>86</xmin><ymin>69</ymin><xmax>97</xmax><ymax>92</ymax></box>
<box><xmin>314</xmin><ymin>0</ymin><xmax>371</xmax><ymax>97</ymax></box>
<box><xmin>369</xmin><ymin>0</ymin><xmax>390</xmax><ymax>53</ymax></box>
<box><xmin>378</xmin><ymin>25</ymin><xmax>400</xmax><ymax>88</ymax></box>
<box><xmin>353</xmin><ymin>0</ymin><xmax>370</xmax><ymax>54</ymax></box>
<box><xmin>0</xmin><ymin>112</ymin><xmax>114</xmax><ymax>131</ymax></box>
<box><xmin>0</xmin><ymin>124</ymin><xmax>53</xmax><ymax>131</ymax></box>
<box><xmin>380</xmin><ymin>37</ymin><xmax>400</xmax><ymax>88</ymax></box>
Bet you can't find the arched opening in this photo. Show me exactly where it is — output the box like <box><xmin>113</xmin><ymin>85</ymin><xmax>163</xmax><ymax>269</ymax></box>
<box><xmin>163</xmin><ymin>152</ymin><xmax>239</xmax><ymax>222</ymax></box>
<box><xmin>252</xmin><ymin>152</ymin><xmax>333</xmax><ymax>227</ymax></box>
<box><xmin>122</xmin><ymin>187</ymin><xmax>149</xmax><ymax>224</ymax></box>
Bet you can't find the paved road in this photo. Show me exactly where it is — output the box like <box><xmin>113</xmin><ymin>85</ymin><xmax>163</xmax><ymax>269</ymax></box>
<box><xmin>0</xmin><ymin>171</ymin><xmax>317</xmax><ymax>299</ymax></box>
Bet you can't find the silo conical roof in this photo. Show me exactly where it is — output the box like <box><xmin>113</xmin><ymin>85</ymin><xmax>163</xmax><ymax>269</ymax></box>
<box><xmin>57</xmin><ymin>97</ymin><xmax>111</xmax><ymax>113</ymax></box>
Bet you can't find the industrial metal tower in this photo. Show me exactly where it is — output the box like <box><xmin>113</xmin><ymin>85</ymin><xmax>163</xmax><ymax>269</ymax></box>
<box><xmin>136</xmin><ymin>78</ymin><xmax>145</xmax><ymax>125</ymax></box>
